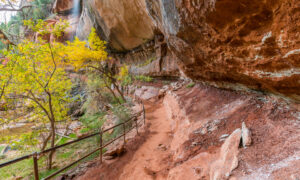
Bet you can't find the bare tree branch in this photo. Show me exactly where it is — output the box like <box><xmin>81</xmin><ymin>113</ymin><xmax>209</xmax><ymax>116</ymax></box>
<box><xmin>0</xmin><ymin>4</ymin><xmax>32</xmax><ymax>12</ymax></box>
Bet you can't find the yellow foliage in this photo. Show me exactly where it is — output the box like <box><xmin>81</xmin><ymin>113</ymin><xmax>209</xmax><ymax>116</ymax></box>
<box><xmin>63</xmin><ymin>28</ymin><xmax>108</xmax><ymax>69</ymax></box>
<box><xmin>118</xmin><ymin>65</ymin><xmax>129</xmax><ymax>80</ymax></box>
<box><xmin>24</xmin><ymin>19</ymin><xmax>69</xmax><ymax>37</ymax></box>
<box><xmin>0</xmin><ymin>20</ymin><xmax>109</xmax><ymax>139</ymax></box>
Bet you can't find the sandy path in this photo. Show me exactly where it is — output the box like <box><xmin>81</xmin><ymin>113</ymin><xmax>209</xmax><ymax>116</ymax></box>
<box><xmin>118</xmin><ymin>102</ymin><xmax>173</xmax><ymax>180</ymax></box>
<box><xmin>76</xmin><ymin>101</ymin><xmax>173</xmax><ymax>180</ymax></box>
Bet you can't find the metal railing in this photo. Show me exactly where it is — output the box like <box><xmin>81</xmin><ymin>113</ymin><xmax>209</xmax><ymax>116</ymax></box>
<box><xmin>0</xmin><ymin>100</ymin><xmax>145</xmax><ymax>180</ymax></box>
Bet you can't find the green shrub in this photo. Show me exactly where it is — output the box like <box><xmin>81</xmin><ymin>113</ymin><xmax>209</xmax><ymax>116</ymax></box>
<box><xmin>112</xmin><ymin>105</ymin><xmax>131</xmax><ymax>123</ymax></box>
<box><xmin>108</xmin><ymin>105</ymin><xmax>133</xmax><ymax>139</ymax></box>
<box><xmin>137</xmin><ymin>57</ymin><xmax>155</xmax><ymax>67</ymax></box>
<box><xmin>135</xmin><ymin>75</ymin><xmax>153</xmax><ymax>82</ymax></box>
<box><xmin>121</xmin><ymin>75</ymin><xmax>133</xmax><ymax>86</ymax></box>
<box><xmin>186</xmin><ymin>82</ymin><xmax>195</xmax><ymax>88</ymax></box>
<box><xmin>79</xmin><ymin>112</ymin><xmax>106</xmax><ymax>132</ymax></box>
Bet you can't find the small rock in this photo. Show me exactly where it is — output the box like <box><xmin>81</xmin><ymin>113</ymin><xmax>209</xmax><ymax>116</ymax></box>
<box><xmin>158</xmin><ymin>89</ymin><xmax>166</xmax><ymax>98</ymax></box>
<box><xmin>104</xmin><ymin>145</ymin><xmax>126</xmax><ymax>159</ymax></box>
<box><xmin>77</xmin><ymin>132</ymin><xmax>89</xmax><ymax>139</ymax></box>
<box><xmin>103</xmin><ymin>155</ymin><xmax>115</xmax><ymax>160</ymax></box>
<box><xmin>158</xmin><ymin>143</ymin><xmax>167</xmax><ymax>151</ymax></box>
<box><xmin>69</xmin><ymin>121</ymin><xmax>83</xmax><ymax>131</ymax></box>
<box><xmin>241</xmin><ymin>122</ymin><xmax>252</xmax><ymax>147</ymax></box>
<box><xmin>191</xmin><ymin>142</ymin><xmax>199</xmax><ymax>147</ymax></box>
<box><xmin>229</xmin><ymin>177</ymin><xmax>238</xmax><ymax>180</ymax></box>
<box><xmin>1</xmin><ymin>145</ymin><xmax>11</xmax><ymax>155</ymax></box>
<box><xmin>192</xmin><ymin>167</ymin><xmax>202</xmax><ymax>175</ymax></box>
<box><xmin>207</xmin><ymin>119</ymin><xmax>221</xmax><ymax>132</ymax></box>
<box><xmin>0</xmin><ymin>154</ymin><xmax>6</xmax><ymax>159</ymax></box>
<box><xmin>219</xmin><ymin>134</ymin><xmax>229</xmax><ymax>142</ymax></box>
<box><xmin>194</xmin><ymin>127</ymin><xmax>207</xmax><ymax>135</ymax></box>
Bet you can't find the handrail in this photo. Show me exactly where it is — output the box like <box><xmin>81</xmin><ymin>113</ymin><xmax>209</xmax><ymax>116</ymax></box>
<box><xmin>0</xmin><ymin>99</ymin><xmax>146</xmax><ymax>180</ymax></box>
<box><xmin>0</xmin><ymin>153</ymin><xmax>34</xmax><ymax>168</ymax></box>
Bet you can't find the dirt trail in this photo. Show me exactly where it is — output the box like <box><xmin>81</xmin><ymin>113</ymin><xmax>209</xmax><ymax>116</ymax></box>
<box><xmin>77</xmin><ymin>100</ymin><xmax>173</xmax><ymax>180</ymax></box>
<box><xmin>119</xmin><ymin>101</ymin><xmax>173</xmax><ymax>180</ymax></box>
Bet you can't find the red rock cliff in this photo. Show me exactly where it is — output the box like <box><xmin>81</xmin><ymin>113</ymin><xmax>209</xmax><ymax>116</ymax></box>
<box><xmin>55</xmin><ymin>0</ymin><xmax>300</xmax><ymax>101</ymax></box>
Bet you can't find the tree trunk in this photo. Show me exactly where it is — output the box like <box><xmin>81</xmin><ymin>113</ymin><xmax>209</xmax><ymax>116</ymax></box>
<box><xmin>92</xmin><ymin>65</ymin><xmax>126</xmax><ymax>103</ymax></box>
<box><xmin>47</xmin><ymin>118</ymin><xmax>56</xmax><ymax>170</ymax></box>
<box><xmin>47</xmin><ymin>91</ymin><xmax>56</xmax><ymax>170</ymax></box>
<box><xmin>41</xmin><ymin>133</ymin><xmax>52</xmax><ymax>151</ymax></box>
<box><xmin>112</xmin><ymin>82</ymin><xmax>126</xmax><ymax>103</ymax></box>
<box><xmin>106</xmin><ymin>85</ymin><xmax>121</xmax><ymax>105</ymax></box>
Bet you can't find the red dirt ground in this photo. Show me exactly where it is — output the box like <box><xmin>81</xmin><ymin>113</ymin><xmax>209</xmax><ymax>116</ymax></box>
<box><xmin>74</xmin><ymin>83</ymin><xmax>300</xmax><ymax>180</ymax></box>
<box><xmin>75</xmin><ymin>100</ymin><xmax>174</xmax><ymax>180</ymax></box>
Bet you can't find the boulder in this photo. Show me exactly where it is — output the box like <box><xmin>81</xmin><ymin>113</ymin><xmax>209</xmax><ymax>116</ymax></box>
<box><xmin>76</xmin><ymin>0</ymin><xmax>155</xmax><ymax>52</ymax></box>
<box><xmin>210</xmin><ymin>129</ymin><xmax>242</xmax><ymax>180</ymax></box>
<box><xmin>103</xmin><ymin>144</ymin><xmax>126</xmax><ymax>159</ymax></box>
<box><xmin>241</xmin><ymin>122</ymin><xmax>252</xmax><ymax>147</ymax></box>
<box><xmin>134</xmin><ymin>86</ymin><xmax>160</xmax><ymax>100</ymax></box>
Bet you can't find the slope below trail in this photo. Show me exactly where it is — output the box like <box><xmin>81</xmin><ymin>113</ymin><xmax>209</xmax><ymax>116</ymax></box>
<box><xmin>76</xmin><ymin>100</ymin><xmax>174</xmax><ymax>180</ymax></box>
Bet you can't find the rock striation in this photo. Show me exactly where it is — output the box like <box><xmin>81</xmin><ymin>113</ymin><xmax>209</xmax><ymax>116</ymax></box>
<box><xmin>146</xmin><ymin>0</ymin><xmax>300</xmax><ymax>100</ymax></box>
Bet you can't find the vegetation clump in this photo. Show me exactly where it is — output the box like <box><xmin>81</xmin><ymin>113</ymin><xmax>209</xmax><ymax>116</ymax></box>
<box><xmin>135</xmin><ymin>75</ymin><xmax>153</xmax><ymax>82</ymax></box>
<box><xmin>137</xmin><ymin>57</ymin><xmax>155</xmax><ymax>67</ymax></box>
<box><xmin>186</xmin><ymin>82</ymin><xmax>195</xmax><ymax>88</ymax></box>
<box><xmin>0</xmin><ymin>17</ymin><xmax>129</xmax><ymax>173</ymax></box>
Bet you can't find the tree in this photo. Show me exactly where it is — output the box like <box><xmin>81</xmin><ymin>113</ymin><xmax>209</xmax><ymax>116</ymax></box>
<box><xmin>0</xmin><ymin>0</ymin><xmax>32</xmax><ymax>12</ymax></box>
<box><xmin>0</xmin><ymin>0</ymin><xmax>54</xmax><ymax>49</ymax></box>
<box><xmin>0</xmin><ymin>19</ymin><xmax>71</xmax><ymax>169</ymax></box>
<box><xmin>1</xmin><ymin>20</ymin><xmax>125</xmax><ymax>170</ymax></box>
<box><xmin>63</xmin><ymin>28</ymin><xmax>126</xmax><ymax>104</ymax></box>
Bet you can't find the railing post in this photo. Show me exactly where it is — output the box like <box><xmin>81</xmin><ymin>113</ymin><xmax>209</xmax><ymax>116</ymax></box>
<box><xmin>135</xmin><ymin>117</ymin><xmax>139</xmax><ymax>135</ymax></box>
<box><xmin>99</xmin><ymin>131</ymin><xmax>103</xmax><ymax>163</ymax></box>
<box><xmin>33</xmin><ymin>152</ymin><xmax>39</xmax><ymax>180</ymax></box>
<box><xmin>142</xmin><ymin>102</ymin><xmax>145</xmax><ymax>125</ymax></box>
<box><xmin>123</xmin><ymin>123</ymin><xmax>126</xmax><ymax>145</ymax></box>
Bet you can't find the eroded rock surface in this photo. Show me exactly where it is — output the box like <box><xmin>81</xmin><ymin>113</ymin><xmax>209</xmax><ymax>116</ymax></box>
<box><xmin>65</xmin><ymin>0</ymin><xmax>300</xmax><ymax>100</ymax></box>
<box><xmin>146</xmin><ymin>0</ymin><xmax>300</xmax><ymax>100</ymax></box>
<box><xmin>53</xmin><ymin>0</ymin><xmax>75</xmax><ymax>14</ymax></box>
<box><xmin>76</xmin><ymin>0</ymin><xmax>155</xmax><ymax>52</ymax></box>
<box><xmin>163</xmin><ymin>83</ymin><xmax>300</xmax><ymax>179</ymax></box>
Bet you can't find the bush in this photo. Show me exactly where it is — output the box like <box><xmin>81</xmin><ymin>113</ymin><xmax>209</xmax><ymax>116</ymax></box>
<box><xmin>111</xmin><ymin>105</ymin><xmax>131</xmax><ymax>123</ymax></box>
<box><xmin>79</xmin><ymin>112</ymin><xmax>106</xmax><ymax>132</ymax></box>
<box><xmin>137</xmin><ymin>57</ymin><xmax>155</xmax><ymax>67</ymax></box>
<box><xmin>186</xmin><ymin>82</ymin><xmax>195</xmax><ymax>88</ymax></box>
<box><xmin>135</xmin><ymin>75</ymin><xmax>153</xmax><ymax>82</ymax></box>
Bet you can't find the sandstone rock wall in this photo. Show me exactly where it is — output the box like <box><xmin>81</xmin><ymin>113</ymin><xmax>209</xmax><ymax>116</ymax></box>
<box><xmin>56</xmin><ymin>0</ymin><xmax>299</xmax><ymax>100</ymax></box>
<box><xmin>53</xmin><ymin>0</ymin><xmax>75</xmax><ymax>15</ymax></box>
<box><xmin>76</xmin><ymin>0</ymin><xmax>155</xmax><ymax>52</ymax></box>
<box><xmin>146</xmin><ymin>0</ymin><xmax>300</xmax><ymax>100</ymax></box>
